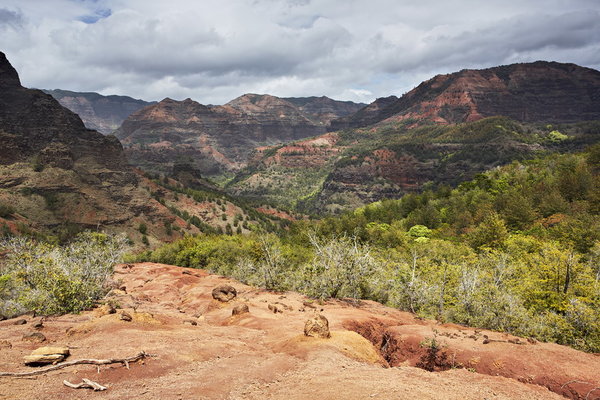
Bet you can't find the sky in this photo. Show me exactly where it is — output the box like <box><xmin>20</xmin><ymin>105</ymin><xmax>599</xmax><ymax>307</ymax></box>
<box><xmin>0</xmin><ymin>0</ymin><xmax>599</xmax><ymax>105</ymax></box>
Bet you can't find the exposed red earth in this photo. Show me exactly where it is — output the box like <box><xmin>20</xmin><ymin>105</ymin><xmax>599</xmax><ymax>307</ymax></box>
<box><xmin>1</xmin><ymin>263</ymin><xmax>598</xmax><ymax>399</ymax></box>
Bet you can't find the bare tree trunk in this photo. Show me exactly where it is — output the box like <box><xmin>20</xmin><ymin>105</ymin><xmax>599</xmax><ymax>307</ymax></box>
<box><xmin>438</xmin><ymin>265</ymin><xmax>448</xmax><ymax>321</ymax></box>
<box><xmin>563</xmin><ymin>253</ymin><xmax>573</xmax><ymax>294</ymax></box>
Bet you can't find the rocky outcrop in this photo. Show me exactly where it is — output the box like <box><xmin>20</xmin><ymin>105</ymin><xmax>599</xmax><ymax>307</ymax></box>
<box><xmin>43</xmin><ymin>89</ymin><xmax>154</xmax><ymax>134</ymax></box>
<box><xmin>331</xmin><ymin>61</ymin><xmax>600</xmax><ymax>130</ymax></box>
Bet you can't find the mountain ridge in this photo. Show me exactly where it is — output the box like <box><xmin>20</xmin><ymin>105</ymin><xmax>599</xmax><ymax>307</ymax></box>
<box><xmin>331</xmin><ymin>61</ymin><xmax>600</xmax><ymax>130</ymax></box>
<box><xmin>115</xmin><ymin>94</ymin><xmax>365</xmax><ymax>178</ymax></box>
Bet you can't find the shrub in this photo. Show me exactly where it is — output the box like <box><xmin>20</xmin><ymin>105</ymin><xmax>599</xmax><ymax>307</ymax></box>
<box><xmin>0</xmin><ymin>202</ymin><xmax>15</xmax><ymax>218</ymax></box>
<box><xmin>0</xmin><ymin>232</ymin><xmax>129</xmax><ymax>317</ymax></box>
<box><xmin>138</xmin><ymin>223</ymin><xmax>148</xmax><ymax>235</ymax></box>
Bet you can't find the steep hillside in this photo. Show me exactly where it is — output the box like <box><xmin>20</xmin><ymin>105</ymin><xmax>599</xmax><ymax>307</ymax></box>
<box><xmin>115</xmin><ymin>94</ymin><xmax>328</xmax><ymax>179</ymax></box>
<box><xmin>0</xmin><ymin>52</ymin><xmax>285</xmax><ymax>243</ymax></box>
<box><xmin>42</xmin><ymin>89</ymin><xmax>154</xmax><ymax>134</ymax></box>
<box><xmin>228</xmin><ymin>117</ymin><xmax>600</xmax><ymax>213</ymax></box>
<box><xmin>332</xmin><ymin>61</ymin><xmax>600</xmax><ymax>130</ymax></box>
<box><xmin>1</xmin><ymin>262</ymin><xmax>596</xmax><ymax>399</ymax></box>
<box><xmin>329</xmin><ymin>95</ymin><xmax>398</xmax><ymax>131</ymax></box>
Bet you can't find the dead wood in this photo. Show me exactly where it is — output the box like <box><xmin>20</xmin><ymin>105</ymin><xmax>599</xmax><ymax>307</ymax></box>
<box><xmin>63</xmin><ymin>378</ymin><xmax>107</xmax><ymax>391</ymax></box>
<box><xmin>0</xmin><ymin>351</ymin><xmax>153</xmax><ymax>377</ymax></box>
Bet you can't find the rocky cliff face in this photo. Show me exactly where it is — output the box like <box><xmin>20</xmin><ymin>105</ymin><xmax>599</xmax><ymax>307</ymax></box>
<box><xmin>332</xmin><ymin>62</ymin><xmax>600</xmax><ymax>130</ymax></box>
<box><xmin>115</xmin><ymin>94</ymin><xmax>334</xmax><ymax>177</ymax></box>
<box><xmin>43</xmin><ymin>89</ymin><xmax>154</xmax><ymax>134</ymax></box>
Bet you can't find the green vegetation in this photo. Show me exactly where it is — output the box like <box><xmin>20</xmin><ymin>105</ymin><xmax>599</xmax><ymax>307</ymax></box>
<box><xmin>0</xmin><ymin>232</ymin><xmax>129</xmax><ymax>317</ymax></box>
<box><xmin>229</xmin><ymin>117</ymin><xmax>600</xmax><ymax>214</ymax></box>
<box><xmin>137</xmin><ymin>147</ymin><xmax>600</xmax><ymax>352</ymax></box>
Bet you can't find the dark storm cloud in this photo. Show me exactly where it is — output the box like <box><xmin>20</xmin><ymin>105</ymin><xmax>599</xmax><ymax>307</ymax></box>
<box><xmin>0</xmin><ymin>0</ymin><xmax>598</xmax><ymax>104</ymax></box>
<box><xmin>0</xmin><ymin>8</ymin><xmax>23</xmax><ymax>29</ymax></box>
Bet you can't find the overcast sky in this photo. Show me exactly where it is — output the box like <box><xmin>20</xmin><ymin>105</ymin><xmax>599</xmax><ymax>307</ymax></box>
<box><xmin>0</xmin><ymin>0</ymin><xmax>599</xmax><ymax>104</ymax></box>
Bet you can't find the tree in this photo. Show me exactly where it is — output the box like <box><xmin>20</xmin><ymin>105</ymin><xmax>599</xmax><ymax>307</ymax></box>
<box><xmin>469</xmin><ymin>213</ymin><xmax>508</xmax><ymax>249</ymax></box>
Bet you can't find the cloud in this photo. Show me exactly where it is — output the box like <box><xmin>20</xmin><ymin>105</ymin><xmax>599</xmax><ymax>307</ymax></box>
<box><xmin>0</xmin><ymin>8</ymin><xmax>23</xmax><ymax>29</ymax></box>
<box><xmin>0</xmin><ymin>0</ymin><xmax>598</xmax><ymax>104</ymax></box>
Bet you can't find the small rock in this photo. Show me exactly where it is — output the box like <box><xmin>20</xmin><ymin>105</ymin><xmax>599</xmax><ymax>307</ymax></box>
<box><xmin>268</xmin><ymin>304</ymin><xmax>282</xmax><ymax>314</ymax></box>
<box><xmin>212</xmin><ymin>285</ymin><xmax>237</xmax><ymax>302</ymax></box>
<box><xmin>119</xmin><ymin>311</ymin><xmax>132</xmax><ymax>322</ymax></box>
<box><xmin>22</xmin><ymin>332</ymin><xmax>46</xmax><ymax>343</ymax></box>
<box><xmin>32</xmin><ymin>320</ymin><xmax>44</xmax><ymax>330</ymax></box>
<box><xmin>275</xmin><ymin>302</ymin><xmax>293</xmax><ymax>311</ymax></box>
<box><xmin>304</xmin><ymin>314</ymin><xmax>331</xmax><ymax>339</ymax></box>
<box><xmin>183</xmin><ymin>319</ymin><xmax>198</xmax><ymax>326</ymax></box>
<box><xmin>232</xmin><ymin>304</ymin><xmax>249</xmax><ymax>316</ymax></box>
<box><xmin>95</xmin><ymin>304</ymin><xmax>116</xmax><ymax>317</ymax></box>
<box><xmin>13</xmin><ymin>319</ymin><xmax>27</xmax><ymax>325</ymax></box>
<box><xmin>0</xmin><ymin>340</ymin><xmax>12</xmax><ymax>349</ymax></box>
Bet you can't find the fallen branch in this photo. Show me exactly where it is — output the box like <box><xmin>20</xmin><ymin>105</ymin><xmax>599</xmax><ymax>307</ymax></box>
<box><xmin>0</xmin><ymin>351</ymin><xmax>153</xmax><ymax>377</ymax></box>
<box><xmin>63</xmin><ymin>378</ymin><xmax>107</xmax><ymax>391</ymax></box>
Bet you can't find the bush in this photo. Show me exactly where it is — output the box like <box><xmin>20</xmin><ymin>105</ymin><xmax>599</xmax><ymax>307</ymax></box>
<box><xmin>0</xmin><ymin>232</ymin><xmax>129</xmax><ymax>317</ymax></box>
<box><xmin>0</xmin><ymin>202</ymin><xmax>15</xmax><ymax>218</ymax></box>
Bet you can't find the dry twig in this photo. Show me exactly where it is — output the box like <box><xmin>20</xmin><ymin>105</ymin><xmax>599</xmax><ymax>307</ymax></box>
<box><xmin>0</xmin><ymin>351</ymin><xmax>153</xmax><ymax>377</ymax></box>
<box><xmin>63</xmin><ymin>378</ymin><xmax>107</xmax><ymax>391</ymax></box>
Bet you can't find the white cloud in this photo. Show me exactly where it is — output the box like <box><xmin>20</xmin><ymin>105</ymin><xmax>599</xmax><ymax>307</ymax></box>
<box><xmin>0</xmin><ymin>0</ymin><xmax>598</xmax><ymax>104</ymax></box>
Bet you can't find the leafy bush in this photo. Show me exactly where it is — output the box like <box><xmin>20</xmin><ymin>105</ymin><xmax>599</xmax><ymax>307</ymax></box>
<box><xmin>0</xmin><ymin>232</ymin><xmax>129</xmax><ymax>317</ymax></box>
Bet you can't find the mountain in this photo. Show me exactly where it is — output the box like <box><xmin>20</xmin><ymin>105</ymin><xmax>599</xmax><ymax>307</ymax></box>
<box><xmin>42</xmin><ymin>89</ymin><xmax>154</xmax><ymax>134</ymax></box>
<box><xmin>115</xmin><ymin>94</ymin><xmax>344</xmax><ymax>178</ymax></box>
<box><xmin>331</xmin><ymin>61</ymin><xmax>600</xmax><ymax>130</ymax></box>
<box><xmin>228</xmin><ymin>62</ymin><xmax>600</xmax><ymax>213</ymax></box>
<box><xmin>0</xmin><ymin>52</ymin><xmax>287</xmax><ymax>242</ymax></box>
<box><xmin>283</xmin><ymin>96</ymin><xmax>366</xmax><ymax>125</ymax></box>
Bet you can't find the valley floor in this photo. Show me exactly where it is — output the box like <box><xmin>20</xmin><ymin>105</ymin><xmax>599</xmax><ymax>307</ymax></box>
<box><xmin>0</xmin><ymin>263</ymin><xmax>598</xmax><ymax>399</ymax></box>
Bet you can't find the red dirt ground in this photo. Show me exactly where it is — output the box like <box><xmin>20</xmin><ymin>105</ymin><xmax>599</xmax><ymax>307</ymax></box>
<box><xmin>0</xmin><ymin>263</ymin><xmax>598</xmax><ymax>399</ymax></box>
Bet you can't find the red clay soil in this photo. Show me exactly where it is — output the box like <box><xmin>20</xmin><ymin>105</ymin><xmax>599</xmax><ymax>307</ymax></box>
<box><xmin>0</xmin><ymin>263</ymin><xmax>597</xmax><ymax>399</ymax></box>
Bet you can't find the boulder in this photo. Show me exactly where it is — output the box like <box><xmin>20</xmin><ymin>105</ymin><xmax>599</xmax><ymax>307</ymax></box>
<box><xmin>13</xmin><ymin>319</ymin><xmax>26</xmax><ymax>325</ymax></box>
<box><xmin>232</xmin><ymin>304</ymin><xmax>249</xmax><ymax>316</ymax></box>
<box><xmin>212</xmin><ymin>285</ymin><xmax>237</xmax><ymax>302</ymax></box>
<box><xmin>304</xmin><ymin>314</ymin><xmax>331</xmax><ymax>339</ymax></box>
